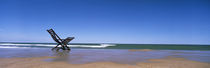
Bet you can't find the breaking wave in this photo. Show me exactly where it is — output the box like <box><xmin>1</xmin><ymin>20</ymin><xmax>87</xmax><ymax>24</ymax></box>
<box><xmin>0</xmin><ymin>43</ymin><xmax>116</xmax><ymax>49</ymax></box>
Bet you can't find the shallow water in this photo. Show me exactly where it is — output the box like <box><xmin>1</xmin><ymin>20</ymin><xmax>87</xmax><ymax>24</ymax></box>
<box><xmin>0</xmin><ymin>48</ymin><xmax>210</xmax><ymax>64</ymax></box>
<box><xmin>1</xmin><ymin>42</ymin><xmax>210</xmax><ymax>50</ymax></box>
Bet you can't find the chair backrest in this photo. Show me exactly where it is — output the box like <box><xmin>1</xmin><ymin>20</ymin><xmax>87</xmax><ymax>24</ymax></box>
<box><xmin>47</xmin><ymin>29</ymin><xmax>62</xmax><ymax>44</ymax></box>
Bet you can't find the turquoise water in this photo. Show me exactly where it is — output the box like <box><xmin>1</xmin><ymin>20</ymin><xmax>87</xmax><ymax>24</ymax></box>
<box><xmin>0</xmin><ymin>42</ymin><xmax>210</xmax><ymax>50</ymax></box>
<box><xmin>107</xmin><ymin>44</ymin><xmax>210</xmax><ymax>50</ymax></box>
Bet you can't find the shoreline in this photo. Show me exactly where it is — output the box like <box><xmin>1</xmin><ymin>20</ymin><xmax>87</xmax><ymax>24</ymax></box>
<box><xmin>0</xmin><ymin>48</ymin><xmax>210</xmax><ymax>68</ymax></box>
<box><xmin>0</xmin><ymin>56</ymin><xmax>209</xmax><ymax>68</ymax></box>
<box><xmin>0</xmin><ymin>48</ymin><xmax>210</xmax><ymax>63</ymax></box>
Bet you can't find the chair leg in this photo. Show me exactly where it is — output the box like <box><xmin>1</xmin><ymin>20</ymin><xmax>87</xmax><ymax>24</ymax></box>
<box><xmin>65</xmin><ymin>45</ymin><xmax>71</xmax><ymax>50</ymax></box>
<box><xmin>52</xmin><ymin>44</ymin><xmax>70</xmax><ymax>50</ymax></box>
<box><xmin>61</xmin><ymin>45</ymin><xmax>66</xmax><ymax>50</ymax></box>
<box><xmin>52</xmin><ymin>44</ymin><xmax>60</xmax><ymax>50</ymax></box>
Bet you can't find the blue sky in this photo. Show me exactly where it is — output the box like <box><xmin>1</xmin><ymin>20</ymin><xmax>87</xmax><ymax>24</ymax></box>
<box><xmin>0</xmin><ymin>0</ymin><xmax>209</xmax><ymax>44</ymax></box>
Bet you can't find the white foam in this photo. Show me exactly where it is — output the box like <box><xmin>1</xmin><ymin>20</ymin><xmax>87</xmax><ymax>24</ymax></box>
<box><xmin>0</xmin><ymin>46</ymin><xmax>30</xmax><ymax>48</ymax></box>
<box><xmin>0</xmin><ymin>43</ymin><xmax>30</xmax><ymax>45</ymax></box>
<box><xmin>0</xmin><ymin>43</ymin><xmax>55</xmax><ymax>47</ymax></box>
<box><xmin>0</xmin><ymin>43</ymin><xmax>116</xmax><ymax>48</ymax></box>
<box><xmin>68</xmin><ymin>44</ymin><xmax>116</xmax><ymax>48</ymax></box>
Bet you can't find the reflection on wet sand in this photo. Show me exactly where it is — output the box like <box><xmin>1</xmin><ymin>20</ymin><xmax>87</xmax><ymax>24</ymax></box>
<box><xmin>51</xmin><ymin>49</ymin><xmax>70</xmax><ymax>62</ymax></box>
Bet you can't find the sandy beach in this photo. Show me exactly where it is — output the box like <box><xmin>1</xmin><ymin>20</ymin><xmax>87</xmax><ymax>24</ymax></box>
<box><xmin>0</xmin><ymin>56</ymin><xmax>209</xmax><ymax>68</ymax></box>
<box><xmin>0</xmin><ymin>48</ymin><xmax>210</xmax><ymax>68</ymax></box>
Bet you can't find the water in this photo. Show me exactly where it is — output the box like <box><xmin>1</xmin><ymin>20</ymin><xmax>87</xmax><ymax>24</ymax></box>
<box><xmin>0</xmin><ymin>42</ymin><xmax>210</xmax><ymax>64</ymax></box>
<box><xmin>0</xmin><ymin>48</ymin><xmax>210</xmax><ymax>64</ymax></box>
<box><xmin>0</xmin><ymin>42</ymin><xmax>210</xmax><ymax>50</ymax></box>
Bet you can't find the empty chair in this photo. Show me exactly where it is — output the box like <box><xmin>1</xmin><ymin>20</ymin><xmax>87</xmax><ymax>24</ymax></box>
<box><xmin>47</xmin><ymin>29</ymin><xmax>74</xmax><ymax>50</ymax></box>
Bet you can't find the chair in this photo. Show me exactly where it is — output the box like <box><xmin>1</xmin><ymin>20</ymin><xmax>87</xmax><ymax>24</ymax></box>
<box><xmin>47</xmin><ymin>29</ymin><xmax>74</xmax><ymax>50</ymax></box>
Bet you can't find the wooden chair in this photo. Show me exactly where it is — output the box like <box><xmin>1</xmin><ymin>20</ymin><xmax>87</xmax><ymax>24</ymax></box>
<box><xmin>47</xmin><ymin>29</ymin><xmax>74</xmax><ymax>50</ymax></box>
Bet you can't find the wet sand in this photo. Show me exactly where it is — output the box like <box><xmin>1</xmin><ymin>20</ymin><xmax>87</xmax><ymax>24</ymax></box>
<box><xmin>0</xmin><ymin>48</ymin><xmax>210</xmax><ymax>68</ymax></box>
<box><xmin>0</xmin><ymin>56</ymin><xmax>209</xmax><ymax>68</ymax></box>
<box><xmin>129</xmin><ymin>49</ymin><xmax>153</xmax><ymax>51</ymax></box>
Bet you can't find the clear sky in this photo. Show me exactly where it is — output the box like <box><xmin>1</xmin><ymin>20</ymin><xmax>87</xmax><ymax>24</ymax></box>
<box><xmin>0</xmin><ymin>0</ymin><xmax>209</xmax><ymax>44</ymax></box>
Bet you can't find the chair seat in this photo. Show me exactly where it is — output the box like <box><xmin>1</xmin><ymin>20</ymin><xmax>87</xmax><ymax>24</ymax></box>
<box><xmin>62</xmin><ymin>37</ymin><xmax>75</xmax><ymax>45</ymax></box>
